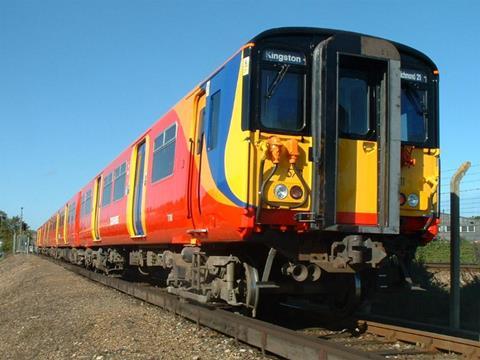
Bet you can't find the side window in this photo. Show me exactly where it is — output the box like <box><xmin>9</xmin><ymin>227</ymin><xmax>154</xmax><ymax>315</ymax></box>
<box><xmin>207</xmin><ymin>91</ymin><xmax>221</xmax><ymax>151</ymax></box>
<box><xmin>113</xmin><ymin>162</ymin><xmax>127</xmax><ymax>201</ymax></box>
<box><xmin>81</xmin><ymin>192</ymin><xmax>91</xmax><ymax>216</ymax></box>
<box><xmin>69</xmin><ymin>202</ymin><xmax>76</xmax><ymax>223</ymax></box>
<box><xmin>83</xmin><ymin>190</ymin><xmax>92</xmax><ymax>215</ymax></box>
<box><xmin>102</xmin><ymin>173</ymin><xmax>113</xmax><ymax>207</ymax></box>
<box><xmin>196</xmin><ymin>108</ymin><xmax>205</xmax><ymax>155</ymax></box>
<box><xmin>80</xmin><ymin>193</ymin><xmax>85</xmax><ymax>216</ymax></box>
<box><xmin>152</xmin><ymin>124</ymin><xmax>177</xmax><ymax>182</ymax></box>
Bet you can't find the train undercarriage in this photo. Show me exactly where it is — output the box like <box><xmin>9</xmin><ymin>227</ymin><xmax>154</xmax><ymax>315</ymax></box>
<box><xmin>40</xmin><ymin>232</ymin><xmax>421</xmax><ymax>317</ymax></box>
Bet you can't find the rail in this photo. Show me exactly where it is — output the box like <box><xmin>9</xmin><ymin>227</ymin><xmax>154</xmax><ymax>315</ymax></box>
<box><xmin>46</xmin><ymin>257</ymin><xmax>480</xmax><ymax>359</ymax></box>
<box><xmin>423</xmin><ymin>263</ymin><xmax>480</xmax><ymax>272</ymax></box>
<box><xmin>51</xmin><ymin>258</ymin><xmax>382</xmax><ymax>360</ymax></box>
<box><xmin>362</xmin><ymin>319</ymin><xmax>480</xmax><ymax>357</ymax></box>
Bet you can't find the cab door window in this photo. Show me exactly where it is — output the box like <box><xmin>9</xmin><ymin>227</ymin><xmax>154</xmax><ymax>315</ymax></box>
<box><xmin>338</xmin><ymin>69</ymin><xmax>370</xmax><ymax>136</ymax></box>
<box><xmin>338</xmin><ymin>55</ymin><xmax>386</xmax><ymax>140</ymax></box>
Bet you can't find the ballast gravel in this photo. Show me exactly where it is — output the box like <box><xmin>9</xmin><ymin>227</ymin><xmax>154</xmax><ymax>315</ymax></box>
<box><xmin>0</xmin><ymin>255</ymin><xmax>271</xmax><ymax>360</ymax></box>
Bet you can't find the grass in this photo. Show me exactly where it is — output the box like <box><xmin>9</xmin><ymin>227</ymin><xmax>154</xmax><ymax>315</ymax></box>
<box><xmin>416</xmin><ymin>238</ymin><xmax>478</xmax><ymax>264</ymax></box>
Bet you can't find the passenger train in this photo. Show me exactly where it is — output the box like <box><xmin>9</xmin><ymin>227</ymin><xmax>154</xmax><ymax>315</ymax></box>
<box><xmin>37</xmin><ymin>28</ymin><xmax>439</xmax><ymax>316</ymax></box>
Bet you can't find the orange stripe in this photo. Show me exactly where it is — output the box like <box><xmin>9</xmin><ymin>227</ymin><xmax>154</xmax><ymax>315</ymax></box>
<box><xmin>336</xmin><ymin>212</ymin><xmax>378</xmax><ymax>225</ymax></box>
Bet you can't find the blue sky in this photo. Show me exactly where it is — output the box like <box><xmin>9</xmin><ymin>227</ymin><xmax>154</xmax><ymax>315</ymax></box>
<box><xmin>1</xmin><ymin>0</ymin><xmax>479</xmax><ymax>228</ymax></box>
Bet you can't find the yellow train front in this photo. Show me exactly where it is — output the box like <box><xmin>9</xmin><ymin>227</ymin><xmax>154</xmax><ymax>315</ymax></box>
<box><xmin>230</xmin><ymin>28</ymin><xmax>439</xmax><ymax>313</ymax></box>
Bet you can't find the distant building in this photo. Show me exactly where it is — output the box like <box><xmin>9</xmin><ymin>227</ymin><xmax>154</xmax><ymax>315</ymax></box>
<box><xmin>438</xmin><ymin>213</ymin><xmax>480</xmax><ymax>242</ymax></box>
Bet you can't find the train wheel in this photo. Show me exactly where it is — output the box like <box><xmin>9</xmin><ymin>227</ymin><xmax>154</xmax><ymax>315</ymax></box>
<box><xmin>243</xmin><ymin>263</ymin><xmax>259</xmax><ymax>317</ymax></box>
<box><xmin>328</xmin><ymin>273</ymin><xmax>362</xmax><ymax>318</ymax></box>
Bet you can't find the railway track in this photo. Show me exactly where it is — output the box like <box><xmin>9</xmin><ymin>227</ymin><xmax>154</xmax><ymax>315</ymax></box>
<box><xmin>423</xmin><ymin>263</ymin><xmax>480</xmax><ymax>272</ymax></box>
<box><xmin>47</xmin><ymin>257</ymin><xmax>480</xmax><ymax>359</ymax></box>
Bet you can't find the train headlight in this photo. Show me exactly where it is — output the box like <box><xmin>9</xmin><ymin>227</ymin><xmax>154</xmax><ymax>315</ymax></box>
<box><xmin>399</xmin><ymin>193</ymin><xmax>406</xmax><ymax>206</ymax></box>
<box><xmin>290</xmin><ymin>185</ymin><xmax>303</xmax><ymax>200</ymax></box>
<box><xmin>274</xmin><ymin>184</ymin><xmax>288</xmax><ymax>200</ymax></box>
<box><xmin>407</xmin><ymin>193</ymin><xmax>419</xmax><ymax>207</ymax></box>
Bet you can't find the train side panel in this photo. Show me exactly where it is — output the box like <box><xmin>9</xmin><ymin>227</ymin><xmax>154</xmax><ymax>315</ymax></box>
<box><xmin>95</xmin><ymin>150</ymin><xmax>131</xmax><ymax>245</ymax></box>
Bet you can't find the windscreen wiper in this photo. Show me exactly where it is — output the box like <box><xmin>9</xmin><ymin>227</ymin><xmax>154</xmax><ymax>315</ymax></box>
<box><xmin>266</xmin><ymin>64</ymin><xmax>290</xmax><ymax>99</ymax></box>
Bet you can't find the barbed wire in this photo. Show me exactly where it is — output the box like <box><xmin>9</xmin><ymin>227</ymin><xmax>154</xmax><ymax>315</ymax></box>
<box><xmin>441</xmin><ymin>179</ymin><xmax>480</xmax><ymax>187</ymax></box>
<box><xmin>441</xmin><ymin>163</ymin><xmax>480</xmax><ymax>173</ymax></box>
<box><xmin>440</xmin><ymin>187</ymin><xmax>480</xmax><ymax>195</ymax></box>
<box><xmin>441</xmin><ymin>171</ymin><xmax>480</xmax><ymax>179</ymax></box>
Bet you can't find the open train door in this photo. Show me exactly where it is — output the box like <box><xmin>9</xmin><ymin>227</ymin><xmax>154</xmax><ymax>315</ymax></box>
<box><xmin>188</xmin><ymin>90</ymin><xmax>207</xmax><ymax>231</ymax></box>
<box><xmin>91</xmin><ymin>176</ymin><xmax>101</xmax><ymax>241</ymax></box>
<box><xmin>311</xmin><ymin>34</ymin><xmax>401</xmax><ymax>234</ymax></box>
<box><xmin>127</xmin><ymin>137</ymin><xmax>150</xmax><ymax>238</ymax></box>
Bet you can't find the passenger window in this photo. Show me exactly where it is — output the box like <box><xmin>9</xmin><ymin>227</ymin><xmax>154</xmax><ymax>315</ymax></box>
<box><xmin>152</xmin><ymin>124</ymin><xmax>177</xmax><ymax>182</ymax></box>
<box><xmin>80</xmin><ymin>194</ymin><xmax>85</xmax><ymax>216</ymax></box>
<box><xmin>207</xmin><ymin>91</ymin><xmax>221</xmax><ymax>151</ymax></box>
<box><xmin>102</xmin><ymin>173</ymin><xmax>113</xmax><ymax>206</ymax></box>
<box><xmin>196</xmin><ymin>108</ymin><xmax>205</xmax><ymax>155</ymax></box>
<box><xmin>84</xmin><ymin>190</ymin><xmax>92</xmax><ymax>215</ymax></box>
<box><xmin>69</xmin><ymin>202</ymin><xmax>76</xmax><ymax>222</ymax></box>
<box><xmin>113</xmin><ymin>162</ymin><xmax>127</xmax><ymax>201</ymax></box>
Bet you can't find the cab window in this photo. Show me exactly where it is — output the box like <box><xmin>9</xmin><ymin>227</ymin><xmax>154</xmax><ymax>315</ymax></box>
<box><xmin>260</xmin><ymin>69</ymin><xmax>305</xmax><ymax>131</ymax></box>
<box><xmin>401</xmin><ymin>82</ymin><xmax>428</xmax><ymax>143</ymax></box>
<box><xmin>258</xmin><ymin>49</ymin><xmax>306</xmax><ymax>132</ymax></box>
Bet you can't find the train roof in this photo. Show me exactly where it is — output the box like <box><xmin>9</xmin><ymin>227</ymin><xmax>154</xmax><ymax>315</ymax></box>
<box><xmin>250</xmin><ymin>27</ymin><xmax>437</xmax><ymax>70</ymax></box>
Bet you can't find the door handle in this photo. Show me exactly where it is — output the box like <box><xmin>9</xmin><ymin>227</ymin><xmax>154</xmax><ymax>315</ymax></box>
<box><xmin>363</xmin><ymin>142</ymin><xmax>376</xmax><ymax>153</ymax></box>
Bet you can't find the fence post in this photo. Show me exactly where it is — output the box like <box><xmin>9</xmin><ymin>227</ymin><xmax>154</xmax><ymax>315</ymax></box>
<box><xmin>449</xmin><ymin>161</ymin><xmax>471</xmax><ymax>329</ymax></box>
<box><xmin>12</xmin><ymin>231</ymin><xmax>16</xmax><ymax>254</ymax></box>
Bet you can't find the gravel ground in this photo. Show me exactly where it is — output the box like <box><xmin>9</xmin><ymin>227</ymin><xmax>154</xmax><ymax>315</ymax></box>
<box><xmin>0</xmin><ymin>255</ymin><xmax>271</xmax><ymax>360</ymax></box>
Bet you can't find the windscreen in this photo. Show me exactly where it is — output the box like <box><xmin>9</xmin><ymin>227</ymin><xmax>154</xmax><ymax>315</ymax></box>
<box><xmin>260</xmin><ymin>69</ymin><xmax>304</xmax><ymax>131</ymax></box>
<box><xmin>401</xmin><ymin>83</ymin><xmax>427</xmax><ymax>143</ymax></box>
<box><xmin>400</xmin><ymin>69</ymin><xmax>430</xmax><ymax>144</ymax></box>
<box><xmin>259</xmin><ymin>49</ymin><xmax>306</xmax><ymax>132</ymax></box>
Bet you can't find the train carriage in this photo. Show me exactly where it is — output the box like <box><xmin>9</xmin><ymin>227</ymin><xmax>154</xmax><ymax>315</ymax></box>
<box><xmin>38</xmin><ymin>27</ymin><xmax>439</xmax><ymax>316</ymax></box>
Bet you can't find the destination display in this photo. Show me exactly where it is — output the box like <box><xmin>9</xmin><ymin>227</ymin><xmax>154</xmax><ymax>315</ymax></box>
<box><xmin>401</xmin><ymin>69</ymin><xmax>428</xmax><ymax>83</ymax></box>
<box><xmin>263</xmin><ymin>49</ymin><xmax>306</xmax><ymax>66</ymax></box>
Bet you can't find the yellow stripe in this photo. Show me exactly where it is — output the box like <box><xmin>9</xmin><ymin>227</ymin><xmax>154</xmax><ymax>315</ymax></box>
<box><xmin>141</xmin><ymin>135</ymin><xmax>150</xmax><ymax>235</ymax></box>
<box><xmin>63</xmin><ymin>205</ymin><xmax>68</xmax><ymax>244</ymax></box>
<box><xmin>91</xmin><ymin>178</ymin><xmax>101</xmax><ymax>241</ymax></box>
<box><xmin>126</xmin><ymin>144</ymin><xmax>138</xmax><ymax>237</ymax></box>
<box><xmin>55</xmin><ymin>213</ymin><xmax>60</xmax><ymax>246</ymax></box>
<box><xmin>224</xmin><ymin>53</ymin><xmax>249</xmax><ymax>203</ymax></box>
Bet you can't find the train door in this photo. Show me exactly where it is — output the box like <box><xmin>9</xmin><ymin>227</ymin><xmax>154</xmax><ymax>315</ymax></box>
<box><xmin>63</xmin><ymin>204</ymin><xmax>68</xmax><ymax>244</ymax></box>
<box><xmin>55</xmin><ymin>213</ymin><xmax>60</xmax><ymax>245</ymax></box>
<box><xmin>311</xmin><ymin>35</ymin><xmax>401</xmax><ymax>233</ymax></box>
<box><xmin>129</xmin><ymin>139</ymin><xmax>148</xmax><ymax>237</ymax></box>
<box><xmin>189</xmin><ymin>91</ymin><xmax>207</xmax><ymax>229</ymax></box>
<box><xmin>92</xmin><ymin>176</ymin><xmax>101</xmax><ymax>241</ymax></box>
